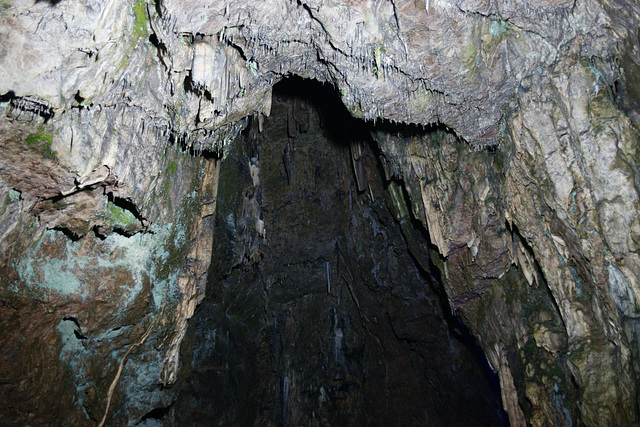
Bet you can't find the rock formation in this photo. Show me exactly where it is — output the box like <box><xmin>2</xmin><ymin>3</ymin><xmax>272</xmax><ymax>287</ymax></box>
<box><xmin>1</xmin><ymin>0</ymin><xmax>639</xmax><ymax>425</ymax></box>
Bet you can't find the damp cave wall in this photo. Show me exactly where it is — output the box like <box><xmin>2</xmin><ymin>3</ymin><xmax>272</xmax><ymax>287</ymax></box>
<box><xmin>0</xmin><ymin>0</ymin><xmax>640</xmax><ymax>425</ymax></box>
<box><xmin>173</xmin><ymin>78</ymin><xmax>508</xmax><ymax>426</ymax></box>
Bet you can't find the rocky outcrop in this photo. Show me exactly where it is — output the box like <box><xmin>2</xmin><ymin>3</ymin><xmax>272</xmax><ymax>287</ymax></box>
<box><xmin>1</xmin><ymin>0</ymin><xmax>639</xmax><ymax>424</ymax></box>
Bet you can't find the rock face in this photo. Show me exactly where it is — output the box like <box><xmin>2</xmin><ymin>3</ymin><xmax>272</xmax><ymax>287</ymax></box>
<box><xmin>0</xmin><ymin>0</ymin><xmax>639</xmax><ymax>425</ymax></box>
<box><xmin>174</xmin><ymin>79</ymin><xmax>507</xmax><ymax>426</ymax></box>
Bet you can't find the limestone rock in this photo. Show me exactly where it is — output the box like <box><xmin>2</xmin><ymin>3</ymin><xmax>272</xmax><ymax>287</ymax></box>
<box><xmin>0</xmin><ymin>0</ymin><xmax>639</xmax><ymax>424</ymax></box>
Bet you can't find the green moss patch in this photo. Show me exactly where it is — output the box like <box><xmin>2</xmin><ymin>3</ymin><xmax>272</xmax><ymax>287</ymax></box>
<box><xmin>25</xmin><ymin>129</ymin><xmax>57</xmax><ymax>158</ymax></box>
<box><xmin>133</xmin><ymin>0</ymin><xmax>149</xmax><ymax>41</ymax></box>
<box><xmin>166</xmin><ymin>161</ymin><xmax>178</xmax><ymax>175</ymax></box>
<box><xmin>107</xmin><ymin>201</ymin><xmax>138</xmax><ymax>228</ymax></box>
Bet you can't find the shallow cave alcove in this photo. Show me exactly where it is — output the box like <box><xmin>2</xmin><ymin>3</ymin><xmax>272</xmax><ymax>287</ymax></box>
<box><xmin>167</xmin><ymin>77</ymin><xmax>509</xmax><ymax>426</ymax></box>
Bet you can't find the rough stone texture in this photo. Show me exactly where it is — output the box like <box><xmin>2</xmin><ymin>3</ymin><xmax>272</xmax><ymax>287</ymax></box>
<box><xmin>174</xmin><ymin>81</ymin><xmax>507</xmax><ymax>426</ymax></box>
<box><xmin>0</xmin><ymin>0</ymin><xmax>639</xmax><ymax>425</ymax></box>
<box><xmin>0</xmin><ymin>103</ymin><xmax>219</xmax><ymax>424</ymax></box>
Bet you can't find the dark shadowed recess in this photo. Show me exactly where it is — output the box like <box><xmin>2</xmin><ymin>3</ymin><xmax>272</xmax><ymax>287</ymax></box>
<box><xmin>166</xmin><ymin>76</ymin><xmax>509</xmax><ymax>426</ymax></box>
<box><xmin>272</xmin><ymin>76</ymin><xmax>506</xmax><ymax>411</ymax></box>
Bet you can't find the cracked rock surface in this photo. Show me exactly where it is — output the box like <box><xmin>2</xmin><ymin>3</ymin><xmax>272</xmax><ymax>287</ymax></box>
<box><xmin>1</xmin><ymin>0</ymin><xmax>640</xmax><ymax>425</ymax></box>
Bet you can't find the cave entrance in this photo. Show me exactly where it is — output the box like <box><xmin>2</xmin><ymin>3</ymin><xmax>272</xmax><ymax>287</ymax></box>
<box><xmin>175</xmin><ymin>77</ymin><xmax>508</xmax><ymax>425</ymax></box>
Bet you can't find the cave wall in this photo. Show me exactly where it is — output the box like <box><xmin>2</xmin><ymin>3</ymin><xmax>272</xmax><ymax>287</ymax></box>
<box><xmin>0</xmin><ymin>116</ymin><xmax>219</xmax><ymax>423</ymax></box>
<box><xmin>173</xmin><ymin>79</ymin><xmax>506</xmax><ymax>426</ymax></box>
<box><xmin>0</xmin><ymin>0</ymin><xmax>640</xmax><ymax>425</ymax></box>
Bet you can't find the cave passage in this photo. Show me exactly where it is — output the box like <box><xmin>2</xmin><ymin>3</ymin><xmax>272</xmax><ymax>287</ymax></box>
<box><xmin>173</xmin><ymin>77</ymin><xmax>508</xmax><ymax>426</ymax></box>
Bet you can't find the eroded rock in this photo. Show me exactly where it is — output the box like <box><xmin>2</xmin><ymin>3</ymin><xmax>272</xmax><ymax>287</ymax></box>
<box><xmin>0</xmin><ymin>0</ymin><xmax>639</xmax><ymax>424</ymax></box>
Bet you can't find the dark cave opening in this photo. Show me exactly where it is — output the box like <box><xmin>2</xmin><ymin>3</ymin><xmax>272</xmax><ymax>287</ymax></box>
<box><xmin>173</xmin><ymin>77</ymin><xmax>509</xmax><ymax>426</ymax></box>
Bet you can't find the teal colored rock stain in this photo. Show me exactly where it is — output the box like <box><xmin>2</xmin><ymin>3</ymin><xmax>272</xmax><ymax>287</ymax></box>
<box><xmin>489</xmin><ymin>20</ymin><xmax>510</xmax><ymax>38</ymax></box>
<box><xmin>15</xmin><ymin>224</ymin><xmax>182</xmax><ymax>308</ymax></box>
<box><xmin>8</xmin><ymin>189</ymin><xmax>20</xmax><ymax>202</ymax></box>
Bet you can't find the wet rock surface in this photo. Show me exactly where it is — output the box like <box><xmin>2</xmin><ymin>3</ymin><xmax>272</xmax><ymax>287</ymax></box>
<box><xmin>0</xmin><ymin>0</ymin><xmax>639</xmax><ymax>425</ymax></box>
<box><xmin>0</xmin><ymin>114</ymin><xmax>219</xmax><ymax>424</ymax></box>
<box><xmin>175</xmin><ymin>79</ymin><xmax>507</xmax><ymax>426</ymax></box>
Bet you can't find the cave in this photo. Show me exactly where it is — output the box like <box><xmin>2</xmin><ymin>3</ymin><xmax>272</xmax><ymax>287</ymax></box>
<box><xmin>1</xmin><ymin>0</ymin><xmax>640</xmax><ymax>425</ymax></box>
<box><xmin>170</xmin><ymin>77</ymin><xmax>507</xmax><ymax>425</ymax></box>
